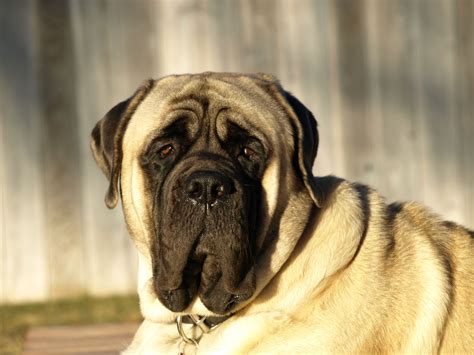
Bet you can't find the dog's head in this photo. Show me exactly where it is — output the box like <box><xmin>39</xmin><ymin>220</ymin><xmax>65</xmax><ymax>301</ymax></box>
<box><xmin>91</xmin><ymin>73</ymin><xmax>321</xmax><ymax>318</ymax></box>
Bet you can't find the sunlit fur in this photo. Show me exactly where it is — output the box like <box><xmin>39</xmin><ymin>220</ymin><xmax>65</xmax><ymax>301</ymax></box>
<box><xmin>92</xmin><ymin>73</ymin><xmax>473</xmax><ymax>354</ymax></box>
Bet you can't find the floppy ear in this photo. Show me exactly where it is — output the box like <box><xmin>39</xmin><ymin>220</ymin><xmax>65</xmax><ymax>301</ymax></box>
<box><xmin>90</xmin><ymin>79</ymin><xmax>155</xmax><ymax>209</ymax></box>
<box><xmin>264</xmin><ymin>79</ymin><xmax>323</xmax><ymax>208</ymax></box>
<box><xmin>284</xmin><ymin>91</ymin><xmax>323</xmax><ymax>208</ymax></box>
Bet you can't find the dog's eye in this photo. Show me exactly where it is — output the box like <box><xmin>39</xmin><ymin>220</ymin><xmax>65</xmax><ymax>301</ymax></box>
<box><xmin>157</xmin><ymin>144</ymin><xmax>174</xmax><ymax>159</ymax></box>
<box><xmin>240</xmin><ymin>146</ymin><xmax>255</xmax><ymax>159</ymax></box>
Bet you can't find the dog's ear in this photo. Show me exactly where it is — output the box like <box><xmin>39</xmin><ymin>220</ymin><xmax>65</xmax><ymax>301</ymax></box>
<box><xmin>283</xmin><ymin>91</ymin><xmax>323</xmax><ymax>208</ymax></box>
<box><xmin>263</xmin><ymin>78</ymin><xmax>323</xmax><ymax>208</ymax></box>
<box><xmin>90</xmin><ymin>79</ymin><xmax>154</xmax><ymax>209</ymax></box>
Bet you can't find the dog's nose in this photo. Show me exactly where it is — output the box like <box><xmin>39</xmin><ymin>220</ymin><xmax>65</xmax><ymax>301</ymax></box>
<box><xmin>185</xmin><ymin>171</ymin><xmax>233</xmax><ymax>205</ymax></box>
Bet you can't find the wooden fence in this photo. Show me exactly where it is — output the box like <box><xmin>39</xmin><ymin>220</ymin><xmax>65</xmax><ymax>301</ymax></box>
<box><xmin>1</xmin><ymin>0</ymin><xmax>472</xmax><ymax>303</ymax></box>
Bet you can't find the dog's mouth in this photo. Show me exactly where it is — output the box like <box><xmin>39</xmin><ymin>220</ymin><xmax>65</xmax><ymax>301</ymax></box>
<box><xmin>151</xmin><ymin>163</ymin><xmax>259</xmax><ymax>314</ymax></box>
<box><xmin>153</xmin><ymin>225</ymin><xmax>256</xmax><ymax>314</ymax></box>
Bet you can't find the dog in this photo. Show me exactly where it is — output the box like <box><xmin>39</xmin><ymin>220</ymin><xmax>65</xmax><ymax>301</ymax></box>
<box><xmin>91</xmin><ymin>72</ymin><xmax>473</xmax><ymax>354</ymax></box>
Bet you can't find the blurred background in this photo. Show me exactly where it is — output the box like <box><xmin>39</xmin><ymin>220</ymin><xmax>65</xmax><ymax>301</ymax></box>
<box><xmin>1</xmin><ymin>0</ymin><xmax>473</xmax><ymax>307</ymax></box>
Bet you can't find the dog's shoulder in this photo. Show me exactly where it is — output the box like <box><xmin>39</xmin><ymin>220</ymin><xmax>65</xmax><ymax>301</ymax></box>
<box><xmin>311</xmin><ymin>176</ymin><xmax>473</xmax><ymax>352</ymax></box>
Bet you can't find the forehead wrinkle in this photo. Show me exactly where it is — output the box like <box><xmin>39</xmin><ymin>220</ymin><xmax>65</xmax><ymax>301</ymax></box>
<box><xmin>156</xmin><ymin>107</ymin><xmax>200</xmax><ymax>140</ymax></box>
<box><xmin>167</xmin><ymin>101</ymin><xmax>202</xmax><ymax>136</ymax></box>
<box><xmin>207</xmin><ymin>89</ymin><xmax>281</xmax><ymax>151</ymax></box>
<box><xmin>153</xmin><ymin>79</ymin><xmax>211</xmax><ymax>138</ymax></box>
<box><xmin>215</xmin><ymin>110</ymin><xmax>271</xmax><ymax>150</ymax></box>
<box><xmin>128</xmin><ymin>74</ymin><xmax>293</xmax><ymax>158</ymax></box>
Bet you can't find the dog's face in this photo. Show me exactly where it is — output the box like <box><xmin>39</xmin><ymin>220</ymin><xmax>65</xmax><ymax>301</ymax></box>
<box><xmin>139</xmin><ymin>94</ymin><xmax>266</xmax><ymax>314</ymax></box>
<box><xmin>91</xmin><ymin>73</ymin><xmax>322</xmax><ymax>316</ymax></box>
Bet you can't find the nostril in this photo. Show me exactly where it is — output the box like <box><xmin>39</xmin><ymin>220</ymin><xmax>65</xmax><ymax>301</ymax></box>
<box><xmin>208</xmin><ymin>180</ymin><xmax>233</xmax><ymax>205</ymax></box>
<box><xmin>186</xmin><ymin>181</ymin><xmax>203</xmax><ymax>200</ymax></box>
<box><xmin>214</xmin><ymin>183</ymin><xmax>226</xmax><ymax>198</ymax></box>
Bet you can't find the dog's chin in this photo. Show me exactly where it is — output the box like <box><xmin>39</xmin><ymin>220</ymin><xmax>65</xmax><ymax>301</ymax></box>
<box><xmin>139</xmin><ymin>269</ymin><xmax>256</xmax><ymax>324</ymax></box>
<box><xmin>153</xmin><ymin>230</ymin><xmax>257</xmax><ymax>314</ymax></box>
<box><xmin>156</xmin><ymin>287</ymin><xmax>251</xmax><ymax>315</ymax></box>
<box><xmin>139</xmin><ymin>278</ymin><xmax>227</xmax><ymax>322</ymax></box>
<box><xmin>155</xmin><ymin>269</ymin><xmax>255</xmax><ymax>315</ymax></box>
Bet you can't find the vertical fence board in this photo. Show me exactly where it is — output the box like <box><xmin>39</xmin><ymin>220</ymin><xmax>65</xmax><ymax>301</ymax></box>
<box><xmin>240</xmin><ymin>0</ymin><xmax>279</xmax><ymax>73</ymax></box>
<box><xmin>208</xmin><ymin>0</ymin><xmax>245</xmax><ymax>72</ymax></box>
<box><xmin>331</xmin><ymin>0</ymin><xmax>379</xmax><ymax>186</ymax></box>
<box><xmin>71</xmin><ymin>0</ymin><xmax>114</xmax><ymax>297</ymax></box>
<box><xmin>158</xmin><ymin>0</ymin><xmax>214</xmax><ymax>75</ymax></box>
<box><xmin>37</xmin><ymin>0</ymin><xmax>85</xmax><ymax>299</ymax></box>
<box><xmin>455</xmin><ymin>0</ymin><xmax>474</xmax><ymax>227</ymax></box>
<box><xmin>415</xmin><ymin>0</ymin><xmax>464</xmax><ymax>223</ymax></box>
<box><xmin>364</xmin><ymin>0</ymin><xmax>423</xmax><ymax>202</ymax></box>
<box><xmin>0</xmin><ymin>97</ymin><xmax>3</xmax><ymax>302</ymax></box>
<box><xmin>0</xmin><ymin>0</ymin><xmax>48</xmax><ymax>302</ymax></box>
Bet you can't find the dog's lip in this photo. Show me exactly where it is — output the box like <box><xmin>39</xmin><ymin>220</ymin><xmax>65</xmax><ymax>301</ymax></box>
<box><xmin>198</xmin><ymin>286</ymin><xmax>253</xmax><ymax>314</ymax></box>
<box><xmin>157</xmin><ymin>252</ymin><xmax>252</xmax><ymax>313</ymax></box>
<box><xmin>156</xmin><ymin>249</ymin><xmax>206</xmax><ymax>292</ymax></box>
<box><xmin>156</xmin><ymin>280</ymin><xmax>254</xmax><ymax>314</ymax></box>
<box><xmin>155</xmin><ymin>220</ymin><xmax>256</xmax><ymax>313</ymax></box>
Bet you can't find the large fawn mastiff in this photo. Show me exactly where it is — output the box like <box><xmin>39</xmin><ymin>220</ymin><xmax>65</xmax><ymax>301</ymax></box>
<box><xmin>91</xmin><ymin>72</ymin><xmax>473</xmax><ymax>354</ymax></box>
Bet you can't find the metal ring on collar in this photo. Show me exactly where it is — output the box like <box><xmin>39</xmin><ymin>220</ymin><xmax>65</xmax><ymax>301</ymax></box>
<box><xmin>176</xmin><ymin>316</ymin><xmax>200</xmax><ymax>347</ymax></box>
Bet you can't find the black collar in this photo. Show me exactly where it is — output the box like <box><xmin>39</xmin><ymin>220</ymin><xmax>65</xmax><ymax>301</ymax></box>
<box><xmin>181</xmin><ymin>314</ymin><xmax>230</xmax><ymax>330</ymax></box>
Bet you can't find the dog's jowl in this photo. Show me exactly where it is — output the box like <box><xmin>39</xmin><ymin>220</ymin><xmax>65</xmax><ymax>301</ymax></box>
<box><xmin>91</xmin><ymin>72</ymin><xmax>473</xmax><ymax>354</ymax></box>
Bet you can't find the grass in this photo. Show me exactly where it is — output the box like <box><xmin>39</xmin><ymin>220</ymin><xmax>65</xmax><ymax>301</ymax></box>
<box><xmin>0</xmin><ymin>294</ymin><xmax>142</xmax><ymax>355</ymax></box>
